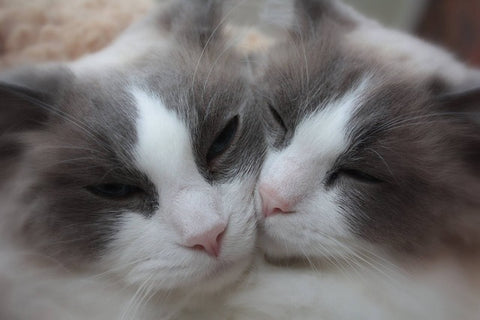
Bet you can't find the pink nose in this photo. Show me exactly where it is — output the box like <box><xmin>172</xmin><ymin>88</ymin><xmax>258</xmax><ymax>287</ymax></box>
<box><xmin>259</xmin><ymin>184</ymin><xmax>296</xmax><ymax>217</ymax></box>
<box><xmin>184</xmin><ymin>222</ymin><xmax>226</xmax><ymax>257</ymax></box>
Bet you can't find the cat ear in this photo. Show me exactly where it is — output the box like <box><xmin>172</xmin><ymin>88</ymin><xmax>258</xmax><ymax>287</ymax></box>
<box><xmin>434</xmin><ymin>74</ymin><xmax>480</xmax><ymax>174</ymax></box>
<box><xmin>290</xmin><ymin>0</ymin><xmax>359</xmax><ymax>37</ymax></box>
<box><xmin>435</xmin><ymin>73</ymin><xmax>480</xmax><ymax>126</ymax></box>
<box><xmin>0</xmin><ymin>66</ymin><xmax>71</xmax><ymax>134</ymax></box>
<box><xmin>161</xmin><ymin>0</ymin><xmax>224</xmax><ymax>49</ymax></box>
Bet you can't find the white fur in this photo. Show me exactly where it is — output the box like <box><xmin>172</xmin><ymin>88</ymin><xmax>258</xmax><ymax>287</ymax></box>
<box><xmin>0</xmin><ymin>88</ymin><xmax>258</xmax><ymax>320</ymax></box>
<box><xmin>99</xmin><ymin>88</ymin><xmax>257</xmax><ymax>293</ymax></box>
<box><xmin>132</xmin><ymin>88</ymin><xmax>226</xmax><ymax>247</ymax></box>
<box><xmin>258</xmin><ymin>78</ymin><xmax>371</xmax><ymax>258</ymax></box>
<box><xmin>343</xmin><ymin>15</ymin><xmax>473</xmax><ymax>86</ymax></box>
<box><xmin>174</xmin><ymin>254</ymin><xmax>480</xmax><ymax>320</ymax></box>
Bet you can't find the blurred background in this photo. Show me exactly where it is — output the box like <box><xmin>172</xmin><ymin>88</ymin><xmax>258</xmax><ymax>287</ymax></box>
<box><xmin>229</xmin><ymin>0</ymin><xmax>480</xmax><ymax>66</ymax></box>
<box><xmin>0</xmin><ymin>0</ymin><xmax>479</xmax><ymax>68</ymax></box>
<box><xmin>347</xmin><ymin>0</ymin><xmax>480</xmax><ymax>66</ymax></box>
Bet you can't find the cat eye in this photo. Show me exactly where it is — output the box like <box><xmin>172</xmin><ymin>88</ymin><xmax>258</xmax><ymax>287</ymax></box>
<box><xmin>327</xmin><ymin>168</ymin><xmax>382</xmax><ymax>185</ymax></box>
<box><xmin>206</xmin><ymin>115</ymin><xmax>239</xmax><ymax>163</ymax></box>
<box><xmin>86</xmin><ymin>184</ymin><xmax>143</xmax><ymax>199</ymax></box>
<box><xmin>268</xmin><ymin>104</ymin><xmax>287</xmax><ymax>132</ymax></box>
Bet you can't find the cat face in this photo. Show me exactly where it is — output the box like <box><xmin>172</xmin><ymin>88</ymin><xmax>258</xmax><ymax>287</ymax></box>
<box><xmin>256</xmin><ymin>0</ymin><xmax>480</xmax><ymax>260</ymax></box>
<box><xmin>0</xmin><ymin>1</ymin><xmax>265</xmax><ymax>293</ymax></box>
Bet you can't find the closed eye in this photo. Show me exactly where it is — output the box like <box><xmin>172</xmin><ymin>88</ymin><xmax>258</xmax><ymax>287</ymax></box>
<box><xmin>327</xmin><ymin>168</ymin><xmax>382</xmax><ymax>185</ymax></box>
<box><xmin>341</xmin><ymin>169</ymin><xmax>382</xmax><ymax>183</ymax></box>
<box><xmin>86</xmin><ymin>184</ymin><xmax>143</xmax><ymax>199</ymax></box>
<box><xmin>268</xmin><ymin>104</ymin><xmax>287</xmax><ymax>132</ymax></box>
<box><xmin>206</xmin><ymin>115</ymin><xmax>239</xmax><ymax>164</ymax></box>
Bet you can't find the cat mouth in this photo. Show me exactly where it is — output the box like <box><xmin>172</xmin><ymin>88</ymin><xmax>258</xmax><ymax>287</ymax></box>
<box><xmin>200</xmin><ymin>255</ymin><xmax>253</xmax><ymax>287</ymax></box>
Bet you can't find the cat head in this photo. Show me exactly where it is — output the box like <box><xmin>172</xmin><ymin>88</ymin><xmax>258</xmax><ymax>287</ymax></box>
<box><xmin>0</xmin><ymin>0</ymin><xmax>265</xmax><ymax>293</ymax></box>
<box><xmin>256</xmin><ymin>0</ymin><xmax>480</xmax><ymax>261</ymax></box>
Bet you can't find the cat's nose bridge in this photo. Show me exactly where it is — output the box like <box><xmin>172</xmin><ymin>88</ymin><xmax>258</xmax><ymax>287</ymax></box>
<box><xmin>259</xmin><ymin>154</ymin><xmax>313</xmax><ymax>217</ymax></box>
<box><xmin>170</xmin><ymin>187</ymin><xmax>226</xmax><ymax>257</ymax></box>
<box><xmin>259</xmin><ymin>184</ymin><xmax>301</xmax><ymax>217</ymax></box>
<box><xmin>183</xmin><ymin>221</ymin><xmax>226</xmax><ymax>257</ymax></box>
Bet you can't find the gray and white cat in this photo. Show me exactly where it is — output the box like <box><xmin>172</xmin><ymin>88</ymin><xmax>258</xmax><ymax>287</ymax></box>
<box><xmin>2</xmin><ymin>0</ymin><xmax>479</xmax><ymax>319</ymax></box>
<box><xmin>181</xmin><ymin>1</ymin><xmax>480</xmax><ymax>319</ymax></box>
<box><xmin>0</xmin><ymin>1</ymin><xmax>265</xmax><ymax>319</ymax></box>
<box><xmin>258</xmin><ymin>0</ymin><xmax>480</xmax><ymax>263</ymax></box>
<box><xmin>250</xmin><ymin>0</ymin><xmax>480</xmax><ymax>318</ymax></box>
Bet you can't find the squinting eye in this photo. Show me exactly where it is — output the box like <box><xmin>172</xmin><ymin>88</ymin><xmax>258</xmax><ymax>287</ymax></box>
<box><xmin>327</xmin><ymin>168</ymin><xmax>382</xmax><ymax>185</ymax></box>
<box><xmin>268</xmin><ymin>104</ymin><xmax>287</xmax><ymax>132</ymax></box>
<box><xmin>341</xmin><ymin>169</ymin><xmax>382</xmax><ymax>183</ymax></box>
<box><xmin>206</xmin><ymin>115</ymin><xmax>239</xmax><ymax>164</ymax></box>
<box><xmin>86</xmin><ymin>184</ymin><xmax>142</xmax><ymax>199</ymax></box>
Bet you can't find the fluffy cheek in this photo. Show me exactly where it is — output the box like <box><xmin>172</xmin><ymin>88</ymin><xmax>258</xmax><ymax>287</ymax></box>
<box><xmin>100</xmin><ymin>178</ymin><xmax>258</xmax><ymax>293</ymax></box>
<box><xmin>259</xmin><ymin>190</ymin><xmax>356</xmax><ymax>260</ymax></box>
<box><xmin>218</xmin><ymin>177</ymin><xmax>258</xmax><ymax>259</ymax></box>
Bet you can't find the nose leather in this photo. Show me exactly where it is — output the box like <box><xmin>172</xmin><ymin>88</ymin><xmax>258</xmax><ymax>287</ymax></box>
<box><xmin>184</xmin><ymin>222</ymin><xmax>226</xmax><ymax>257</ymax></box>
<box><xmin>259</xmin><ymin>184</ymin><xmax>297</xmax><ymax>217</ymax></box>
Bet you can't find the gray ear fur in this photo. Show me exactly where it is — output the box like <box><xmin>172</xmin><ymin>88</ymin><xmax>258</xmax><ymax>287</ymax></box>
<box><xmin>161</xmin><ymin>0</ymin><xmax>225</xmax><ymax>49</ymax></box>
<box><xmin>434</xmin><ymin>72</ymin><xmax>480</xmax><ymax>175</ymax></box>
<box><xmin>0</xmin><ymin>66</ymin><xmax>72</xmax><ymax>134</ymax></box>
<box><xmin>436</xmin><ymin>71</ymin><xmax>480</xmax><ymax>126</ymax></box>
<box><xmin>291</xmin><ymin>0</ymin><xmax>358</xmax><ymax>37</ymax></box>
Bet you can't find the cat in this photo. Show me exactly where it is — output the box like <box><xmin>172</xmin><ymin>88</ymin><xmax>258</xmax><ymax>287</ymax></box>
<box><xmin>249</xmin><ymin>0</ymin><xmax>480</xmax><ymax>318</ymax></box>
<box><xmin>2</xmin><ymin>0</ymin><xmax>479</xmax><ymax>319</ymax></box>
<box><xmin>177</xmin><ymin>1</ymin><xmax>480</xmax><ymax>319</ymax></box>
<box><xmin>0</xmin><ymin>1</ymin><xmax>266</xmax><ymax>319</ymax></box>
<box><xmin>257</xmin><ymin>0</ymin><xmax>480</xmax><ymax>263</ymax></box>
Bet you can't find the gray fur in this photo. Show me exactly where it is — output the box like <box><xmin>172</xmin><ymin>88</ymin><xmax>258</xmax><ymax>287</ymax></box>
<box><xmin>0</xmin><ymin>0</ymin><xmax>265</xmax><ymax>267</ymax></box>
<box><xmin>258</xmin><ymin>0</ymin><xmax>480</xmax><ymax>254</ymax></box>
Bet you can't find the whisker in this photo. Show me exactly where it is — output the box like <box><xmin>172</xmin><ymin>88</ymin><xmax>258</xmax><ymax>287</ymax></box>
<box><xmin>365</xmin><ymin>147</ymin><xmax>398</xmax><ymax>184</ymax></box>
<box><xmin>8</xmin><ymin>89</ymin><xmax>115</xmax><ymax>156</ymax></box>
<box><xmin>120</xmin><ymin>274</ymin><xmax>153</xmax><ymax>320</ymax></box>
<box><xmin>201</xmin><ymin>26</ymin><xmax>247</xmax><ymax>105</ymax></box>
<box><xmin>190</xmin><ymin>0</ymin><xmax>248</xmax><ymax>92</ymax></box>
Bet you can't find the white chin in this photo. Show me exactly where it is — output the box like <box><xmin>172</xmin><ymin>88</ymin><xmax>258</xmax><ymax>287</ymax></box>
<box><xmin>259</xmin><ymin>226</ymin><xmax>354</xmax><ymax>262</ymax></box>
<box><xmin>195</xmin><ymin>255</ymin><xmax>253</xmax><ymax>294</ymax></box>
<box><xmin>141</xmin><ymin>254</ymin><xmax>254</xmax><ymax>294</ymax></box>
<box><xmin>258</xmin><ymin>230</ymin><xmax>295</xmax><ymax>259</ymax></box>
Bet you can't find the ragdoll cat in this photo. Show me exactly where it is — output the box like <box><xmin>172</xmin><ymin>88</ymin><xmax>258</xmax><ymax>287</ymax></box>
<box><xmin>257</xmin><ymin>0</ymin><xmax>480</xmax><ymax>262</ymax></box>
<box><xmin>0</xmin><ymin>1</ymin><xmax>265</xmax><ymax>319</ymax></box>
<box><xmin>236</xmin><ymin>0</ymin><xmax>480</xmax><ymax>319</ymax></box>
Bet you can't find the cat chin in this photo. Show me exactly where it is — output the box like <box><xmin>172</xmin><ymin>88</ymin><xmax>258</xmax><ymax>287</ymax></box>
<box><xmin>258</xmin><ymin>218</ymin><xmax>356</xmax><ymax>261</ymax></box>
<box><xmin>119</xmin><ymin>251</ymin><xmax>254</xmax><ymax>294</ymax></box>
<box><xmin>103</xmin><ymin>189</ymin><xmax>258</xmax><ymax>294</ymax></box>
<box><xmin>188</xmin><ymin>254</ymin><xmax>253</xmax><ymax>294</ymax></box>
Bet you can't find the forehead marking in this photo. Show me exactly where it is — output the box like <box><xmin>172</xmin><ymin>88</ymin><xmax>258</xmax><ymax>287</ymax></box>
<box><xmin>132</xmin><ymin>88</ymin><xmax>197</xmax><ymax>184</ymax></box>
<box><xmin>291</xmin><ymin>77</ymin><xmax>371</xmax><ymax>159</ymax></box>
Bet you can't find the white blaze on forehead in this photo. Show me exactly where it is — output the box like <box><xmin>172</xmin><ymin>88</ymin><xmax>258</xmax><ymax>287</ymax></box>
<box><xmin>262</xmin><ymin>77</ymin><xmax>371</xmax><ymax>192</ymax></box>
<box><xmin>132</xmin><ymin>88</ymin><xmax>196</xmax><ymax>183</ymax></box>
<box><xmin>293</xmin><ymin>76</ymin><xmax>371</xmax><ymax>160</ymax></box>
<box><xmin>258</xmin><ymin>78</ymin><xmax>372</xmax><ymax>257</ymax></box>
<box><xmin>132</xmin><ymin>88</ymin><xmax>224</xmax><ymax>243</ymax></box>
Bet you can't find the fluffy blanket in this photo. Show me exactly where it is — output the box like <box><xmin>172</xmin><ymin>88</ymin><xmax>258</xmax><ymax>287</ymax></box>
<box><xmin>0</xmin><ymin>0</ymin><xmax>272</xmax><ymax>70</ymax></box>
<box><xmin>0</xmin><ymin>0</ymin><xmax>154</xmax><ymax>69</ymax></box>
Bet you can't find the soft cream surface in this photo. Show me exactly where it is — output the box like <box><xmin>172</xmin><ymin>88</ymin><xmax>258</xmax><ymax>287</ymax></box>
<box><xmin>0</xmin><ymin>0</ymin><xmax>154</xmax><ymax>69</ymax></box>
